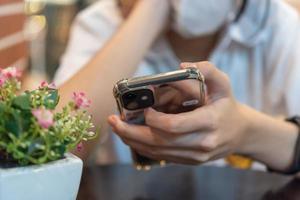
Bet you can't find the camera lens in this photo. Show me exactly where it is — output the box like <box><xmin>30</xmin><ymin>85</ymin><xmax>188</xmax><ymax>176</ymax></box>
<box><xmin>122</xmin><ymin>89</ymin><xmax>154</xmax><ymax>110</ymax></box>
<box><xmin>125</xmin><ymin>93</ymin><xmax>137</xmax><ymax>100</ymax></box>
<box><xmin>127</xmin><ymin>102</ymin><xmax>139</xmax><ymax>110</ymax></box>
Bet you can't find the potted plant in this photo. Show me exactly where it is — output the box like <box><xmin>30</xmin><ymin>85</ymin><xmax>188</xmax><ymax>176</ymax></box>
<box><xmin>0</xmin><ymin>67</ymin><xmax>97</xmax><ymax>200</ymax></box>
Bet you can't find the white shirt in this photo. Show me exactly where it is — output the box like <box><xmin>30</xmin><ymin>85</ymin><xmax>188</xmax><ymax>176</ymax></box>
<box><xmin>55</xmin><ymin>0</ymin><xmax>300</xmax><ymax>166</ymax></box>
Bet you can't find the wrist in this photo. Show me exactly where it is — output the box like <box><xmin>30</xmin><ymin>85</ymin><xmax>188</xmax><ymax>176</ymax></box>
<box><xmin>234</xmin><ymin>104</ymin><xmax>279</xmax><ymax>158</ymax></box>
<box><xmin>234</xmin><ymin>104</ymin><xmax>257</xmax><ymax>156</ymax></box>
<box><xmin>235</xmin><ymin>104</ymin><xmax>299</xmax><ymax>171</ymax></box>
<box><xmin>272</xmin><ymin>117</ymin><xmax>300</xmax><ymax>174</ymax></box>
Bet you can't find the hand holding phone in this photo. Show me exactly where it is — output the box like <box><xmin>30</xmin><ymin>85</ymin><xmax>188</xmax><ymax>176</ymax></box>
<box><xmin>113</xmin><ymin>67</ymin><xmax>206</xmax><ymax>169</ymax></box>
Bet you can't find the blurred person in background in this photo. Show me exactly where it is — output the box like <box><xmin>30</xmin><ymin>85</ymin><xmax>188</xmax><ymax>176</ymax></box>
<box><xmin>54</xmin><ymin>0</ymin><xmax>300</xmax><ymax>168</ymax></box>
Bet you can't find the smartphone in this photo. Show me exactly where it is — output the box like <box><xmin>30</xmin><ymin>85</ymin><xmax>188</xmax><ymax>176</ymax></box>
<box><xmin>113</xmin><ymin>67</ymin><xmax>206</xmax><ymax>170</ymax></box>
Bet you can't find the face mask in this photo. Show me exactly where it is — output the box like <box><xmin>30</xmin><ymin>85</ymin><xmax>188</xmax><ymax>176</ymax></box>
<box><xmin>171</xmin><ymin>0</ymin><xmax>237</xmax><ymax>38</ymax></box>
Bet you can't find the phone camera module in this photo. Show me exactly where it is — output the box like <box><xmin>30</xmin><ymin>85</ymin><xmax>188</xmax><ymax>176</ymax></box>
<box><xmin>122</xmin><ymin>89</ymin><xmax>154</xmax><ymax>110</ymax></box>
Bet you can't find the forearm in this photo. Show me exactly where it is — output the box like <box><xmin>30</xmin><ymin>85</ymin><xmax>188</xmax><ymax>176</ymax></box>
<box><xmin>58</xmin><ymin>0</ymin><xmax>170</xmax><ymax>160</ymax></box>
<box><xmin>237</xmin><ymin>104</ymin><xmax>298</xmax><ymax>172</ymax></box>
<box><xmin>59</xmin><ymin>0</ymin><xmax>169</xmax><ymax>110</ymax></box>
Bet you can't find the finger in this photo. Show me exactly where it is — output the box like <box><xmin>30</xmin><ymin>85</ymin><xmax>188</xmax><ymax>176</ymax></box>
<box><xmin>109</xmin><ymin>114</ymin><xmax>216</xmax><ymax>150</ymax></box>
<box><xmin>205</xmin><ymin>144</ymin><xmax>232</xmax><ymax>161</ymax></box>
<box><xmin>122</xmin><ymin>127</ymin><xmax>213</xmax><ymax>151</ymax></box>
<box><xmin>129</xmin><ymin>139</ymin><xmax>231</xmax><ymax>165</ymax></box>
<box><xmin>127</xmin><ymin>140</ymin><xmax>206</xmax><ymax>165</ymax></box>
<box><xmin>108</xmin><ymin>115</ymin><xmax>171</xmax><ymax>147</ymax></box>
<box><xmin>180</xmin><ymin>61</ymin><xmax>232</xmax><ymax>99</ymax></box>
<box><xmin>166</xmin><ymin>79</ymin><xmax>202</xmax><ymax>101</ymax></box>
<box><xmin>145</xmin><ymin>107</ymin><xmax>217</xmax><ymax>134</ymax></box>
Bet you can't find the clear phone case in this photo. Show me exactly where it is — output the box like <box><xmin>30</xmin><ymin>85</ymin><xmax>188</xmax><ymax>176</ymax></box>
<box><xmin>113</xmin><ymin>68</ymin><xmax>206</xmax><ymax>170</ymax></box>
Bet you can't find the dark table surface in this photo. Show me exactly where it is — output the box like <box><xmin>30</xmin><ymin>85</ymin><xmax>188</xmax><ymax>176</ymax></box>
<box><xmin>77</xmin><ymin>164</ymin><xmax>300</xmax><ymax>200</ymax></box>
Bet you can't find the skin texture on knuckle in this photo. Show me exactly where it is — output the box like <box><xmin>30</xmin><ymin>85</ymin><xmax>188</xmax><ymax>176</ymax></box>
<box><xmin>198</xmin><ymin>135</ymin><xmax>219</xmax><ymax>152</ymax></box>
<box><xmin>144</xmin><ymin>111</ymin><xmax>157</xmax><ymax>126</ymax></box>
<box><xmin>164</xmin><ymin>117</ymin><xmax>183</xmax><ymax>134</ymax></box>
<box><xmin>204</xmin><ymin>110</ymin><xmax>219</xmax><ymax>131</ymax></box>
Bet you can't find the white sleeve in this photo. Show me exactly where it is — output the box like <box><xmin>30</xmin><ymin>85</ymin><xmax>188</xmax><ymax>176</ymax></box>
<box><xmin>54</xmin><ymin>1</ymin><xmax>122</xmax><ymax>86</ymax></box>
<box><xmin>265</xmin><ymin>2</ymin><xmax>300</xmax><ymax>116</ymax></box>
<box><xmin>283</xmin><ymin>6</ymin><xmax>300</xmax><ymax>115</ymax></box>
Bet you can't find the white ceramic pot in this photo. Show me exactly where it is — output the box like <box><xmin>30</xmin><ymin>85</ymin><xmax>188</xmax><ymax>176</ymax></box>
<box><xmin>0</xmin><ymin>153</ymin><xmax>83</xmax><ymax>200</ymax></box>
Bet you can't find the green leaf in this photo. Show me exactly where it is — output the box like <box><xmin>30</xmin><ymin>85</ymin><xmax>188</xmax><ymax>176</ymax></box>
<box><xmin>12</xmin><ymin>93</ymin><xmax>31</xmax><ymax>110</ymax></box>
<box><xmin>43</xmin><ymin>89</ymin><xmax>59</xmax><ymax>110</ymax></box>
<box><xmin>20</xmin><ymin>110</ymin><xmax>32</xmax><ymax>132</ymax></box>
<box><xmin>5</xmin><ymin>110</ymin><xmax>22</xmax><ymax>137</ymax></box>
<box><xmin>59</xmin><ymin>147</ymin><xmax>66</xmax><ymax>157</ymax></box>
<box><xmin>0</xmin><ymin>102</ymin><xmax>6</xmax><ymax>115</ymax></box>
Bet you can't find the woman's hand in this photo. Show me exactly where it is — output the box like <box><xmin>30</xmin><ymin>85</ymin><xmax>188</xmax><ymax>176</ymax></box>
<box><xmin>109</xmin><ymin>62</ymin><xmax>299</xmax><ymax>172</ymax></box>
<box><xmin>108</xmin><ymin>62</ymin><xmax>251</xmax><ymax>164</ymax></box>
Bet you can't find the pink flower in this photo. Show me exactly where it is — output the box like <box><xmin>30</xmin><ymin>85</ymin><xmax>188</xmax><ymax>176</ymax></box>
<box><xmin>76</xmin><ymin>142</ymin><xmax>83</xmax><ymax>152</ymax></box>
<box><xmin>39</xmin><ymin>81</ymin><xmax>56</xmax><ymax>89</ymax></box>
<box><xmin>32</xmin><ymin>108</ymin><xmax>54</xmax><ymax>129</ymax></box>
<box><xmin>72</xmin><ymin>92</ymin><xmax>91</xmax><ymax>109</ymax></box>
<box><xmin>1</xmin><ymin>67</ymin><xmax>22</xmax><ymax>79</ymax></box>
<box><xmin>0</xmin><ymin>74</ymin><xmax>7</xmax><ymax>87</ymax></box>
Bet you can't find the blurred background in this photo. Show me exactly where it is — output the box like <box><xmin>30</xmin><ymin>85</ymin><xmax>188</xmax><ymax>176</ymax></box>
<box><xmin>24</xmin><ymin>0</ymin><xmax>98</xmax><ymax>79</ymax></box>
<box><xmin>1</xmin><ymin>0</ymin><xmax>300</xmax><ymax>87</ymax></box>
<box><xmin>24</xmin><ymin>0</ymin><xmax>96</xmax><ymax>87</ymax></box>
